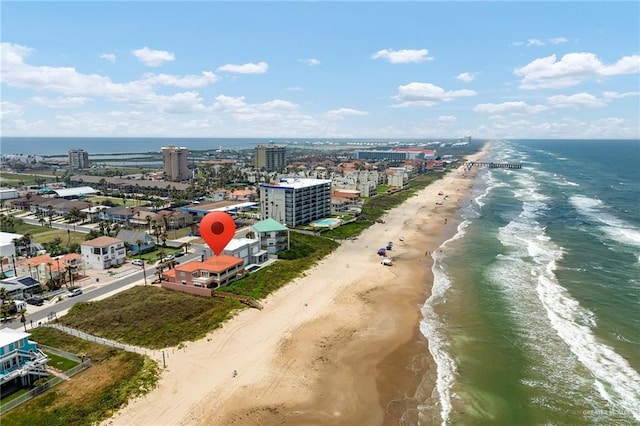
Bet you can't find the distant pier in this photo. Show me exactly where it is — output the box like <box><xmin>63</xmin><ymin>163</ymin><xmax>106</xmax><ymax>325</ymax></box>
<box><xmin>467</xmin><ymin>161</ymin><xmax>522</xmax><ymax>169</ymax></box>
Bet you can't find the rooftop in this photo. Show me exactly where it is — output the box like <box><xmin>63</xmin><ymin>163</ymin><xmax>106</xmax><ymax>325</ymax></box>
<box><xmin>260</xmin><ymin>178</ymin><xmax>331</xmax><ymax>190</ymax></box>
<box><xmin>0</xmin><ymin>328</ymin><xmax>30</xmax><ymax>348</ymax></box>
<box><xmin>82</xmin><ymin>236</ymin><xmax>122</xmax><ymax>247</ymax></box>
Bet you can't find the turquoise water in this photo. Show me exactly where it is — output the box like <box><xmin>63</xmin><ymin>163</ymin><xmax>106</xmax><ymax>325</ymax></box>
<box><xmin>312</xmin><ymin>218</ymin><xmax>341</xmax><ymax>227</ymax></box>
<box><xmin>419</xmin><ymin>140</ymin><xmax>640</xmax><ymax>425</ymax></box>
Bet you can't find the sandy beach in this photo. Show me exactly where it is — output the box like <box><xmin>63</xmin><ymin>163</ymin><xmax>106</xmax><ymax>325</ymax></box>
<box><xmin>104</xmin><ymin>146</ymin><xmax>488</xmax><ymax>426</ymax></box>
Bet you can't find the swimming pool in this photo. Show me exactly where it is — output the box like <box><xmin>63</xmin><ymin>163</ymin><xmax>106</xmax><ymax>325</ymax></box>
<box><xmin>311</xmin><ymin>218</ymin><xmax>342</xmax><ymax>227</ymax></box>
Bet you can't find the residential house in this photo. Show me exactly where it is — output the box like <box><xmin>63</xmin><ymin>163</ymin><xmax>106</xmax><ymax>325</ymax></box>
<box><xmin>221</xmin><ymin>238</ymin><xmax>267</xmax><ymax>266</ymax></box>
<box><xmin>161</xmin><ymin>255</ymin><xmax>245</xmax><ymax>296</ymax></box>
<box><xmin>15</xmin><ymin>253</ymin><xmax>84</xmax><ymax>287</ymax></box>
<box><xmin>0</xmin><ymin>329</ymin><xmax>49</xmax><ymax>389</ymax></box>
<box><xmin>0</xmin><ymin>276</ymin><xmax>42</xmax><ymax>300</ymax></box>
<box><xmin>115</xmin><ymin>229</ymin><xmax>155</xmax><ymax>254</ymax></box>
<box><xmin>251</xmin><ymin>218</ymin><xmax>290</xmax><ymax>254</ymax></box>
<box><xmin>81</xmin><ymin>236</ymin><xmax>126</xmax><ymax>269</ymax></box>
<box><xmin>153</xmin><ymin>210</ymin><xmax>194</xmax><ymax>230</ymax></box>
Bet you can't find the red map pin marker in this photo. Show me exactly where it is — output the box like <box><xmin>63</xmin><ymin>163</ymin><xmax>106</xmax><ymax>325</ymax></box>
<box><xmin>199</xmin><ymin>211</ymin><xmax>236</xmax><ymax>256</ymax></box>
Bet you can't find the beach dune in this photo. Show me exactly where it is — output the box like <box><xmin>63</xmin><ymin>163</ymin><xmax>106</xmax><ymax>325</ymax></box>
<box><xmin>105</xmin><ymin>147</ymin><xmax>487</xmax><ymax>426</ymax></box>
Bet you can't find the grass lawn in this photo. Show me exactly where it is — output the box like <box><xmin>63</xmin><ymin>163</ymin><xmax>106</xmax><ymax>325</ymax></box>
<box><xmin>33</xmin><ymin>229</ymin><xmax>86</xmax><ymax>246</ymax></box>
<box><xmin>0</xmin><ymin>173</ymin><xmax>56</xmax><ymax>186</ymax></box>
<box><xmin>0</xmin><ymin>327</ymin><xmax>158</xmax><ymax>426</ymax></box>
<box><xmin>86</xmin><ymin>196</ymin><xmax>130</xmax><ymax>207</ymax></box>
<box><xmin>44</xmin><ymin>351</ymin><xmax>80</xmax><ymax>371</ymax></box>
<box><xmin>0</xmin><ymin>388</ymin><xmax>30</xmax><ymax>406</ymax></box>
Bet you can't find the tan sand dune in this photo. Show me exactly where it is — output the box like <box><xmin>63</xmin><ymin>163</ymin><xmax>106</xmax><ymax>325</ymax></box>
<box><xmin>104</xmin><ymin>145</ymin><xmax>488</xmax><ymax>426</ymax></box>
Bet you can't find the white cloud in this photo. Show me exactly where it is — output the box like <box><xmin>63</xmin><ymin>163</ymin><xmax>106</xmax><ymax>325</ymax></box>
<box><xmin>456</xmin><ymin>72</ymin><xmax>476</xmax><ymax>83</ymax></box>
<box><xmin>547</xmin><ymin>92</ymin><xmax>607</xmax><ymax>108</ymax></box>
<box><xmin>212</xmin><ymin>95</ymin><xmax>309</xmax><ymax>126</ymax></box>
<box><xmin>513</xmin><ymin>37</ymin><xmax>568</xmax><ymax>47</ymax></box>
<box><xmin>132</xmin><ymin>47</ymin><xmax>175</xmax><ymax>67</ymax></box>
<box><xmin>549</xmin><ymin>37</ymin><xmax>568</xmax><ymax>45</ymax></box>
<box><xmin>300</xmin><ymin>58</ymin><xmax>320</xmax><ymax>66</ymax></box>
<box><xmin>602</xmin><ymin>90</ymin><xmax>640</xmax><ymax>99</ymax></box>
<box><xmin>286</xmin><ymin>86</ymin><xmax>304</xmax><ymax>91</ymax></box>
<box><xmin>372</xmin><ymin>49</ymin><xmax>433</xmax><ymax>64</ymax></box>
<box><xmin>324</xmin><ymin>108</ymin><xmax>368</xmax><ymax>120</ymax></box>
<box><xmin>473</xmin><ymin>101</ymin><xmax>548</xmax><ymax>115</ymax></box>
<box><xmin>140</xmin><ymin>71</ymin><xmax>218</xmax><ymax>88</ymax></box>
<box><xmin>216</xmin><ymin>62</ymin><xmax>269</xmax><ymax>74</ymax></box>
<box><xmin>527</xmin><ymin>39</ymin><xmax>545</xmax><ymax>47</ymax></box>
<box><xmin>437</xmin><ymin>115</ymin><xmax>457</xmax><ymax>123</ymax></box>
<box><xmin>514</xmin><ymin>52</ymin><xmax>640</xmax><ymax>89</ymax></box>
<box><xmin>0</xmin><ymin>101</ymin><xmax>24</xmax><ymax>118</ymax></box>
<box><xmin>30</xmin><ymin>96</ymin><xmax>91</xmax><ymax>108</ymax></box>
<box><xmin>99</xmin><ymin>53</ymin><xmax>116</xmax><ymax>63</ymax></box>
<box><xmin>0</xmin><ymin>43</ymin><xmax>217</xmax><ymax>110</ymax></box>
<box><xmin>391</xmin><ymin>82</ymin><xmax>476</xmax><ymax>107</ymax></box>
<box><xmin>158</xmin><ymin>91</ymin><xmax>205</xmax><ymax>113</ymax></box>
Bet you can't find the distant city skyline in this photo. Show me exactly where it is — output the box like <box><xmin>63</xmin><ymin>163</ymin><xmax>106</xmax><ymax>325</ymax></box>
<box><xmin>1</xmin><ymin>1</ymin><xmax>639</xmax><ymax>140</ymax></box>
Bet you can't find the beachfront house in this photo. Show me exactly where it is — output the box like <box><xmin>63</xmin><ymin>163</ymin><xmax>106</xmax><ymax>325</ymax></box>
<box><xmin>0</xmin><ymin>329</ymin><xmax>49</xmax><ymax>390</ymax></box>
<box><xmin>161</xmin><ymin>255</ymin><xmax>245</xmax><ymax>296</ymax></box>
<box><xmin>221</xmin><ymin>238</ymin><xmax>268</xmax><ymax>267</ymax></box>
<box><xmin>81</xmin><ymin>236</ymin><xmax>126</xmax><ymax>269</ymax></box>
<box><xmin>250</xmin><ymin>218</ymin><xmax>290</xmax><ymax>254</ymax></box>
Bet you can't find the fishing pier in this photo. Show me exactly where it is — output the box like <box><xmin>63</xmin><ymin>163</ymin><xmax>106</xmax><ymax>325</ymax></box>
<box><xmin>467</xmin><ymin>161</ymin><xmax>522</xmax><ymax>169</ymax></box>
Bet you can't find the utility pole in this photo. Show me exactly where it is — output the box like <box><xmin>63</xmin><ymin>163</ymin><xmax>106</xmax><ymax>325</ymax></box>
<box><xmin>142</xmin><ymin>260</ymin><xmax>147</xmax><ymax>285</ymax></box>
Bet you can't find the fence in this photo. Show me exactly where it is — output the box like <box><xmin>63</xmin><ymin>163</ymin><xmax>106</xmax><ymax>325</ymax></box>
<box><xmin>42</xmin><ymin>324</ymin><xmax>158</xmax><ymax>357</ymax></box>
<box><xmin>0</xmin><ymin>360</ymin><xmax>91</xmax><ymax>414</ymax></box>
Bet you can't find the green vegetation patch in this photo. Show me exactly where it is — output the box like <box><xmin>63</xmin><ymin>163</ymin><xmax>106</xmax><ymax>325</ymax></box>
<box><xmin>57</xmin><ymin>286</ymin><xmax>243</xmax><ymax>349</ymax></box>
<box><xmin>44</xmin><ymin>352</ymin><xmax>79</xmax><ymax>371</ymax></box>
<box><xmin>0</xmin><ymin>327</ymin><xmax>158</xmax><ymax>426</ymax></box>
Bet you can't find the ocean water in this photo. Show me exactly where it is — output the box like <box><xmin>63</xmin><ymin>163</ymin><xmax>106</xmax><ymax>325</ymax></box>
<box><xmin>418</xmin><ymin>140</ymin><xmax>640</xmax><ymax>425</ymax></box>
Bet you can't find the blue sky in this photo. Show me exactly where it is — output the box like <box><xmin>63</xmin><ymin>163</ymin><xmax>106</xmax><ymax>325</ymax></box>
<box><xmin>2</xmin><ymin>1</ymin><xmax>639</xmax><ymax>139</ymax></box>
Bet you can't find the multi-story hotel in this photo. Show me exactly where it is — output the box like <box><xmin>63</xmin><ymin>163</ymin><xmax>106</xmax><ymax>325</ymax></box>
<box><xmin>68</xmin><ymin>149</ymin><xmax>90</xmax><ymax>170</ymax></box>
<box><xmin>259</xmin><ymin>178</ymin><xmax>331</xmax><ymax>227</ymax></box>
<box><xmin>254</xmin><ymin>144</ymin><xmax>286</xmax><ymax>172</ymax></box>
<box><xmin>161</xmin><ymin>145</ymin><xmax>190</xmax><ymax>181</ymax></box>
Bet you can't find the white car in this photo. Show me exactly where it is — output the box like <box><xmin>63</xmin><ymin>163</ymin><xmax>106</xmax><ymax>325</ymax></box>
<box><xmin>161</xmin><ymin>255</ymin><xmax>175</xmax><ymax>263</ymax></box>
<box><xmin>132</xmin><ymin>259</ymin><xmax>144</xmax><ymax>266</ymax></box>
<box><xmin>67</xmin><ymin>288</ymin><xmax>83</xmax><ymax>297</ymax></box>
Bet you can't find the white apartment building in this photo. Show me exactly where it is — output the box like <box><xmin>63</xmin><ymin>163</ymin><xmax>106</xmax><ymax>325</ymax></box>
<box><xmin>387</xmin><ymin>167</ymin><xmax>408</xmax><ymax>187</ymax></box>
<box><xmin>259</xmin><ymin>178</ymin><xmax>331</xmax><ymax>227</ymax></box>
<box><xmin>332</xmin><ymin>170</ymin><xmax>380</xmax><ymax>197</ymax></box>
<box><xmin>161</xmin><ymin>145</ymin><xmax>190</xmax><ymax>181</ymax></box>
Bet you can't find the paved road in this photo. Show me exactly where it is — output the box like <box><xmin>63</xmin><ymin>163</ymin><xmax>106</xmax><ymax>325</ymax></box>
<box><xmin>19</xmin><ymin>216</ymin><xmax>95</xmax><ymax>233</ymax></box>
<box><xmin>4</xmin><ymin>250</ymin><xmax>203</xmax><ymax>330</ymax></box>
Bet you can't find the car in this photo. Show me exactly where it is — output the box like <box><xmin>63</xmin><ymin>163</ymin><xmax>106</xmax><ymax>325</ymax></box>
<box><xmin>67</xmin><ymin>288</ymin><xmax>83</xmax><ymax>298</ymax></box>
<box><xmin>27</xmin><ymin>296</ymin><xmax>44</xmax><ymax>306</ymax></box>
<box><xmin>132</xmin><ymin>259</ymin><xmax>144</xmax><ymax>266</ymax></box>
<box><xmin>173</xmin><ymin>252</ymin><xmax>185</xmax><ymax>258</ymax></box>
<box><xmin>161</xmin><ymin>255</ymin><xmax>175</xmax><ymax>263</ymax></box>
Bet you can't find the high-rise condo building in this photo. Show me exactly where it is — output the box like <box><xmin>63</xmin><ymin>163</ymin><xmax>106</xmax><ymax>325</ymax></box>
<box><xmin>259</xmin><ymin>178</ymin><xmax>331</xmax><ymax>227</ymax></box>
<box><xmin>254</xmin><ymin>144</ymin><xmax>286</xmax><ymax>172</ymax></box>
<box><xmin>68</xmin><ymin>149</ymin><xmax>90</xmax><ymax>170</ymax></box>
<box><xmin>161</xmin><ymin>145</ymin><xmax>190</xmax><ymax>181</ymax></box>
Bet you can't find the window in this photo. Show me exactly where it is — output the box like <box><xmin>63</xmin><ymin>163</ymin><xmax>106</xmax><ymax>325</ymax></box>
<box><xmin>181</xmin><ymin>280</ymin><xmax>187</xmax><ymax>285</ymax></box>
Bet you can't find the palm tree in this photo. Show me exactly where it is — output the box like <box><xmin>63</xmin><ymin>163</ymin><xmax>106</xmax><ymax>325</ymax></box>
<box><xmin>135</xmin><ymin>239</ymin><xmax>143</xmax><ymax>254</ymax></box>
<box><xmin>0</xmin><ymin>287</ymin><xmax>8</xmax><ymax>320</ymax></box>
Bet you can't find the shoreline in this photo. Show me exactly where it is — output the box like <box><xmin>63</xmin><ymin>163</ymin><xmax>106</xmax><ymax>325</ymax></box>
<box><xmin>104</xmin><ymin>146</ymin><xmax>488</xmax><ymax>426</ymax></box>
